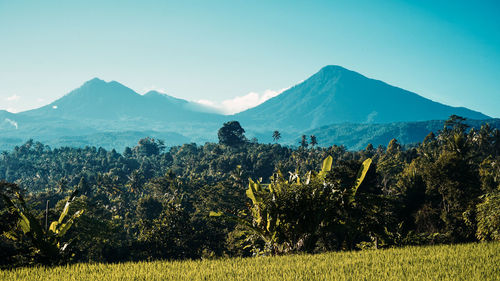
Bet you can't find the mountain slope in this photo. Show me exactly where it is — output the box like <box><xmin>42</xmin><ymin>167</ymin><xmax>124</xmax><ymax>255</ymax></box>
<box><xmin>1</xmin><ymin>67</ymin><xmax>494</xmax><ymax>152</ymax></box>
<box><xmin>0</xmin><ymin>79</ymin><xmax>226</xmax><ymax>151</ymax></box>
<box><xmin>280</xmin><ymin>118</ymin><xmax>500</xmax><ymax>151</ymax></box>
<box><xmin>22</xmin><ymin>78</ymin><xmax>222</xmax><ymax>123</ymax></box>
<box><xmin>235</xmin><ymin>65</ymin><xmax>489</xmax><ymax>131</ymax></box>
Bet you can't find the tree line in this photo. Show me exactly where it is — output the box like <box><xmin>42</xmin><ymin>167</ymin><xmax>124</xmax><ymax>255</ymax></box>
<box><xmin>0</xmin><ymin>116</ymin><xmax>499</xmax><ymax>268</ymax></box>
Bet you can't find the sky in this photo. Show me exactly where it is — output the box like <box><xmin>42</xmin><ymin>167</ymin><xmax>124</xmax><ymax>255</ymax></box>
<box><xmin>0</xmin><ymin>0</ymin><xmax>499</xmax><ymax>116</ymax></box>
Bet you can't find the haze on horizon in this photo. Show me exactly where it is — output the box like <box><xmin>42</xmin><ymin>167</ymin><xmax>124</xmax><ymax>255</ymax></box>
<box><xmin>1</xmin><ymin>0</ymin><xmax>499</xmax><ymax>117</ymax></box>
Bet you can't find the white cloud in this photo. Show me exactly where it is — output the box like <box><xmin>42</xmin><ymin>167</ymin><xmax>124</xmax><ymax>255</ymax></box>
<box><xmin>5</xmin><ymin>108</ymin><xmax>19</xmax><ymax>113</ymax></box>
<box><xmin>52</xmin><ymin>105</ymin><xmax>58</xmax><ymax>109</ymax></box>
<box><xmin>196</xmin><ymin>99</ymin><xmax>216</xmax><ymax>107</ymax></box>
<box><xmin>6</xmin><ymin>94</ymin><xmax>20</xmax><ymax>101</ymax></box>
<box><xmin>195</xmin><ymin>88</ymin><xmax>288</xmax><ymax>115</ymax></box>
<box><xmin>37</xmin><ymin>98</ymin><xmax>45</xmax><ymax>102</ymax></box>
<box><xmin>4</xmin><ymin>118</ymin><xmax>18</xmax><ymax>129</ymax></box>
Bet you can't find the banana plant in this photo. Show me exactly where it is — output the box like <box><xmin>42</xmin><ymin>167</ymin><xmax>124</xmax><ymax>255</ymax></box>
<box><xmin>349</xmin><ymin>158</ymin><xmax>372</xmax><ymax>205</ymax></box>
<box><xmin>2</xmin><ymin>188</ymin><xmax>84</xmax><ymax>262</ymax></box>
<box><xmin>211</xmin><ymin>156</ymin><xmax>372</xmax><ymax>255</ymax></box>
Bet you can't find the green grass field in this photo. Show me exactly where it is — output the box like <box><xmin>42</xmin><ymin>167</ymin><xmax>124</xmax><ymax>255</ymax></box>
<box><xmin>2</xmin><ymin>242</ymin><xmax>499</xmax><ymax>281</ymax></box>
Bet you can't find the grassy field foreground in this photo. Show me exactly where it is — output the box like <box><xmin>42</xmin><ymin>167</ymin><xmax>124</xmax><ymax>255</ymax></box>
<box><xmin>2</xmin><ymin>242</ymin><xmax>499</xmax><ymax>281</ymax></box>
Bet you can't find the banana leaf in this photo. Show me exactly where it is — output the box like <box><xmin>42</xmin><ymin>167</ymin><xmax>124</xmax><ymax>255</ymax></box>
<box><xmin>349</xmin><ymin>158</ymin><xmax>372</xmax><ymax>204</ymax></box>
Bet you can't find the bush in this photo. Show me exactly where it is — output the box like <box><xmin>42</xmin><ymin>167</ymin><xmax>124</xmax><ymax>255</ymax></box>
<box><xmin>476</xmin><ymin>191</ymin><xmax>500</xmax><ymax>241</ymax></box>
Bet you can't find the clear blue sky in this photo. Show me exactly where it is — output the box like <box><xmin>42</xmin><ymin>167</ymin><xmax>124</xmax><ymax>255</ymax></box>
<box><xmin>1</xmin><ymin>0</ymin><xmax>499</xmax><ymax>117</ymax></box>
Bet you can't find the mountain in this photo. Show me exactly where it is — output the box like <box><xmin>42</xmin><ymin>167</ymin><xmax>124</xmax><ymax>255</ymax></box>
<box><xmin>17</xmin><ymin>78</ymin><xmax>226</xmax><ymax>142</ymax></box>
<box><xmin>235</xmin><ymin>65</ymin><xmax>490</xmax><ymax>131</ymax></box>
<box><xmin>281</xmin><ymin>118</ymin><xmax>500</xmax><ymax>151</ymax></box>
<box><xmin>0</xmin><ymin>67</ymin><xmax>495</xmax><ymax>152</ymax></box>
<box><xmin>0</xmin><ymin>78</ymin><xmax>228</xmax><ymax>151</ymax></box>
<box><xmin>22</xmin><ymin>78</ymin><xmax>222</xmax><ymax>124</ymax></box>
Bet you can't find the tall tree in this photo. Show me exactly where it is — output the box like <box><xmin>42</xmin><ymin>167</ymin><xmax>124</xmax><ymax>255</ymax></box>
<box><xmin>218</xmin><ymin>121</ymin><xmax>247</xmax><ymax>147</ymax></box>
<box><xmin>310</xmin><ymin>135</ymin><xmax>318</xmax><ymax>147</ymax></box>
<box><xmin>272</xmin><ymin>131</ymin><xmax>281</xmax><ymax>143</ymax></box>
<box><xmin>300</xmin><ymin>135</ymin><xmax>308</xmax><ymax>148</ymax></box>
<box><xmin>133</xmin><ymin>137</ymin><xmax>165</xmax><ymax>157</ymax></box>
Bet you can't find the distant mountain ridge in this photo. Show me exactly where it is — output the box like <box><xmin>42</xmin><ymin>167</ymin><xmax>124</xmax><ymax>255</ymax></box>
<box><xmin>235</xmin><ymin>65</ymin><xmax>489</xmax><ymax>131</ymax></box>
<box><xmin>22</xmin><ymin>78</ymin><xmax>222</xmax><ymax>123</ymax></box>
<box><xmin>294</xmin><ymin>118</ymin><xmax>500</xmax><ymax>151</ymax></box>
<box><xmin>0</xmin><ymin>66</ymin><xmax>494</xmax><ymax>151</ymax></box>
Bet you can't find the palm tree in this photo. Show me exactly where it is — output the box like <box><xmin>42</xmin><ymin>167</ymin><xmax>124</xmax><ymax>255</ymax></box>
<box><xmin>310</xmin><ymin>135</ymin><xmax>317</xmax><ymax>147</ymax></box>
<box><xmin>272</xmin><ymin>130</ymin><xmax>281</xmax><ymax>142</ymax></box>
<box><xmin>300</xmin><ymin>135</ymin><xmax>308</xmax><ymax>148</ymax></box>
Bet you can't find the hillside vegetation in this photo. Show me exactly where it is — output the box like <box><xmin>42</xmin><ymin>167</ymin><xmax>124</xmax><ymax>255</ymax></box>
<box><xmin>0</xmin><ymin>116</ymin><xmax>499</xmax><ymax>268</ymax></box>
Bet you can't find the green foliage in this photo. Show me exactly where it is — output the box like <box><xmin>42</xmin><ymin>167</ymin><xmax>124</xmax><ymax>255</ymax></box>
<box><xmin>133</xmin><ymin>137</ymin><xmax>165</xmax><ymax>157</ymax></box>
<box><xmin>213</xmin><ymin>156</ymin><xmax>375</xmax><ymax>255</ymax></box>
<box><xmin>218</xmin><ymin>121</ymin><xmax>247</xmax><ymax>146</ymax></box>
<box><xmin>479</xmin><ymin>156</ymin><xmax>500</xmax><ymax>193</ymax></box>
<box><xmin>300</xmin><ymin>135</ymin><xmax>308</xmax><ymax>148</ymax></box>
<box><xmin>476</xmin><ymin>191</ymin><xmax>500</xmax><ymax>241</ymax></box>
<box><xmin>1</xmin><ymin>115</ymin><xmax>499</xmax><ymax>267</ymax></box>
<box><xmin>272</xmin><ymin>131</ymin><xmax>281</xmax><ymax>142</ymax></box>
<box><xmin>310</xmin><ymin>135</ymin><xmax>317</xmax><ymax>147</ymax></box>
<box><xmin>1</xmin><ymin>187</ymin><xmax>84</xmax><ymax>265</ymax></box>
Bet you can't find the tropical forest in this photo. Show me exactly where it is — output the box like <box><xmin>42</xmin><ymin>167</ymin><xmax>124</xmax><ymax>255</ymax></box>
<box><xmin>1</xmin><ymin>116</ymin><xmax>499</xmax><ymax>274</ymax></box>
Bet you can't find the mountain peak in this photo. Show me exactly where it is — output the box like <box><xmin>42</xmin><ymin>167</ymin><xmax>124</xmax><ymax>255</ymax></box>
<box><xmin>76</xmin><ymin>78</ymin><xmax>137</xmax><ymax>97</ymax></box>
<box><xmin>314</xmin><ymin>65</ymin><xmax>360</xmax><ymax>79</ymax></box>
<box><xmin>236</xmin><ymin>65</ymin><xmax>490</xmax><ymax>129</ymax></box>
<box><xmin>320</xmin><ymin>65</ymin><xmax>349</xmax><ymax>72</ymax></box>
<box><xmin>84</xmin><ymin>77</ymin><xmax>106</xmax><ymax>85</ymax></box>
<box><xmin>143</xmin><ymin>90</ymin><xmax>165</xmax><ymax>96</ymax></box>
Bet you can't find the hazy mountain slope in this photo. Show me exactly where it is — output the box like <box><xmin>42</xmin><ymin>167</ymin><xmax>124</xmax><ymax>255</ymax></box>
<box><xmin>235</xmin><ymin>66</ymin><xmax>489</xmax><ymax>131</ymax></box>
<box><xmin>53</xmin><ymin>130</ymin><xmax>189</xmax><ymax>152</ymax></box>
<box><xmin>21</xmin><ymin>78</ymin><xmax>223</xmax><ymax>124</ymax></box>
<box><xmin>0</xmin><ymin>130</ymin><xmax>189</xmax><ymax>153</ymax></box>
<box><xmin>1</xmin><ymin>67</ymin><xmax>494</xmax><ymax>151</ymax></box>
<box><xmin>278</xmin><ymin>118</ymin><xmax>500</xmax><ymax>150</ymax></box>
<box><xmin>1</xmin><ymin>79</ymin><xmax>223</xmax><ymax>151</ymax></box>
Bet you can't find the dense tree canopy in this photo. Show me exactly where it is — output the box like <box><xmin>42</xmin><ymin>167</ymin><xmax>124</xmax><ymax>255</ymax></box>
<box><xmin>1</xmin><ymin>116</ymin><xmax>499</xmax><ymax>268</ymax></box>
<box><xmin>217</xmin><ymin>121</ymin><xmax>247</xmax><ymax>146</ymax></box>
